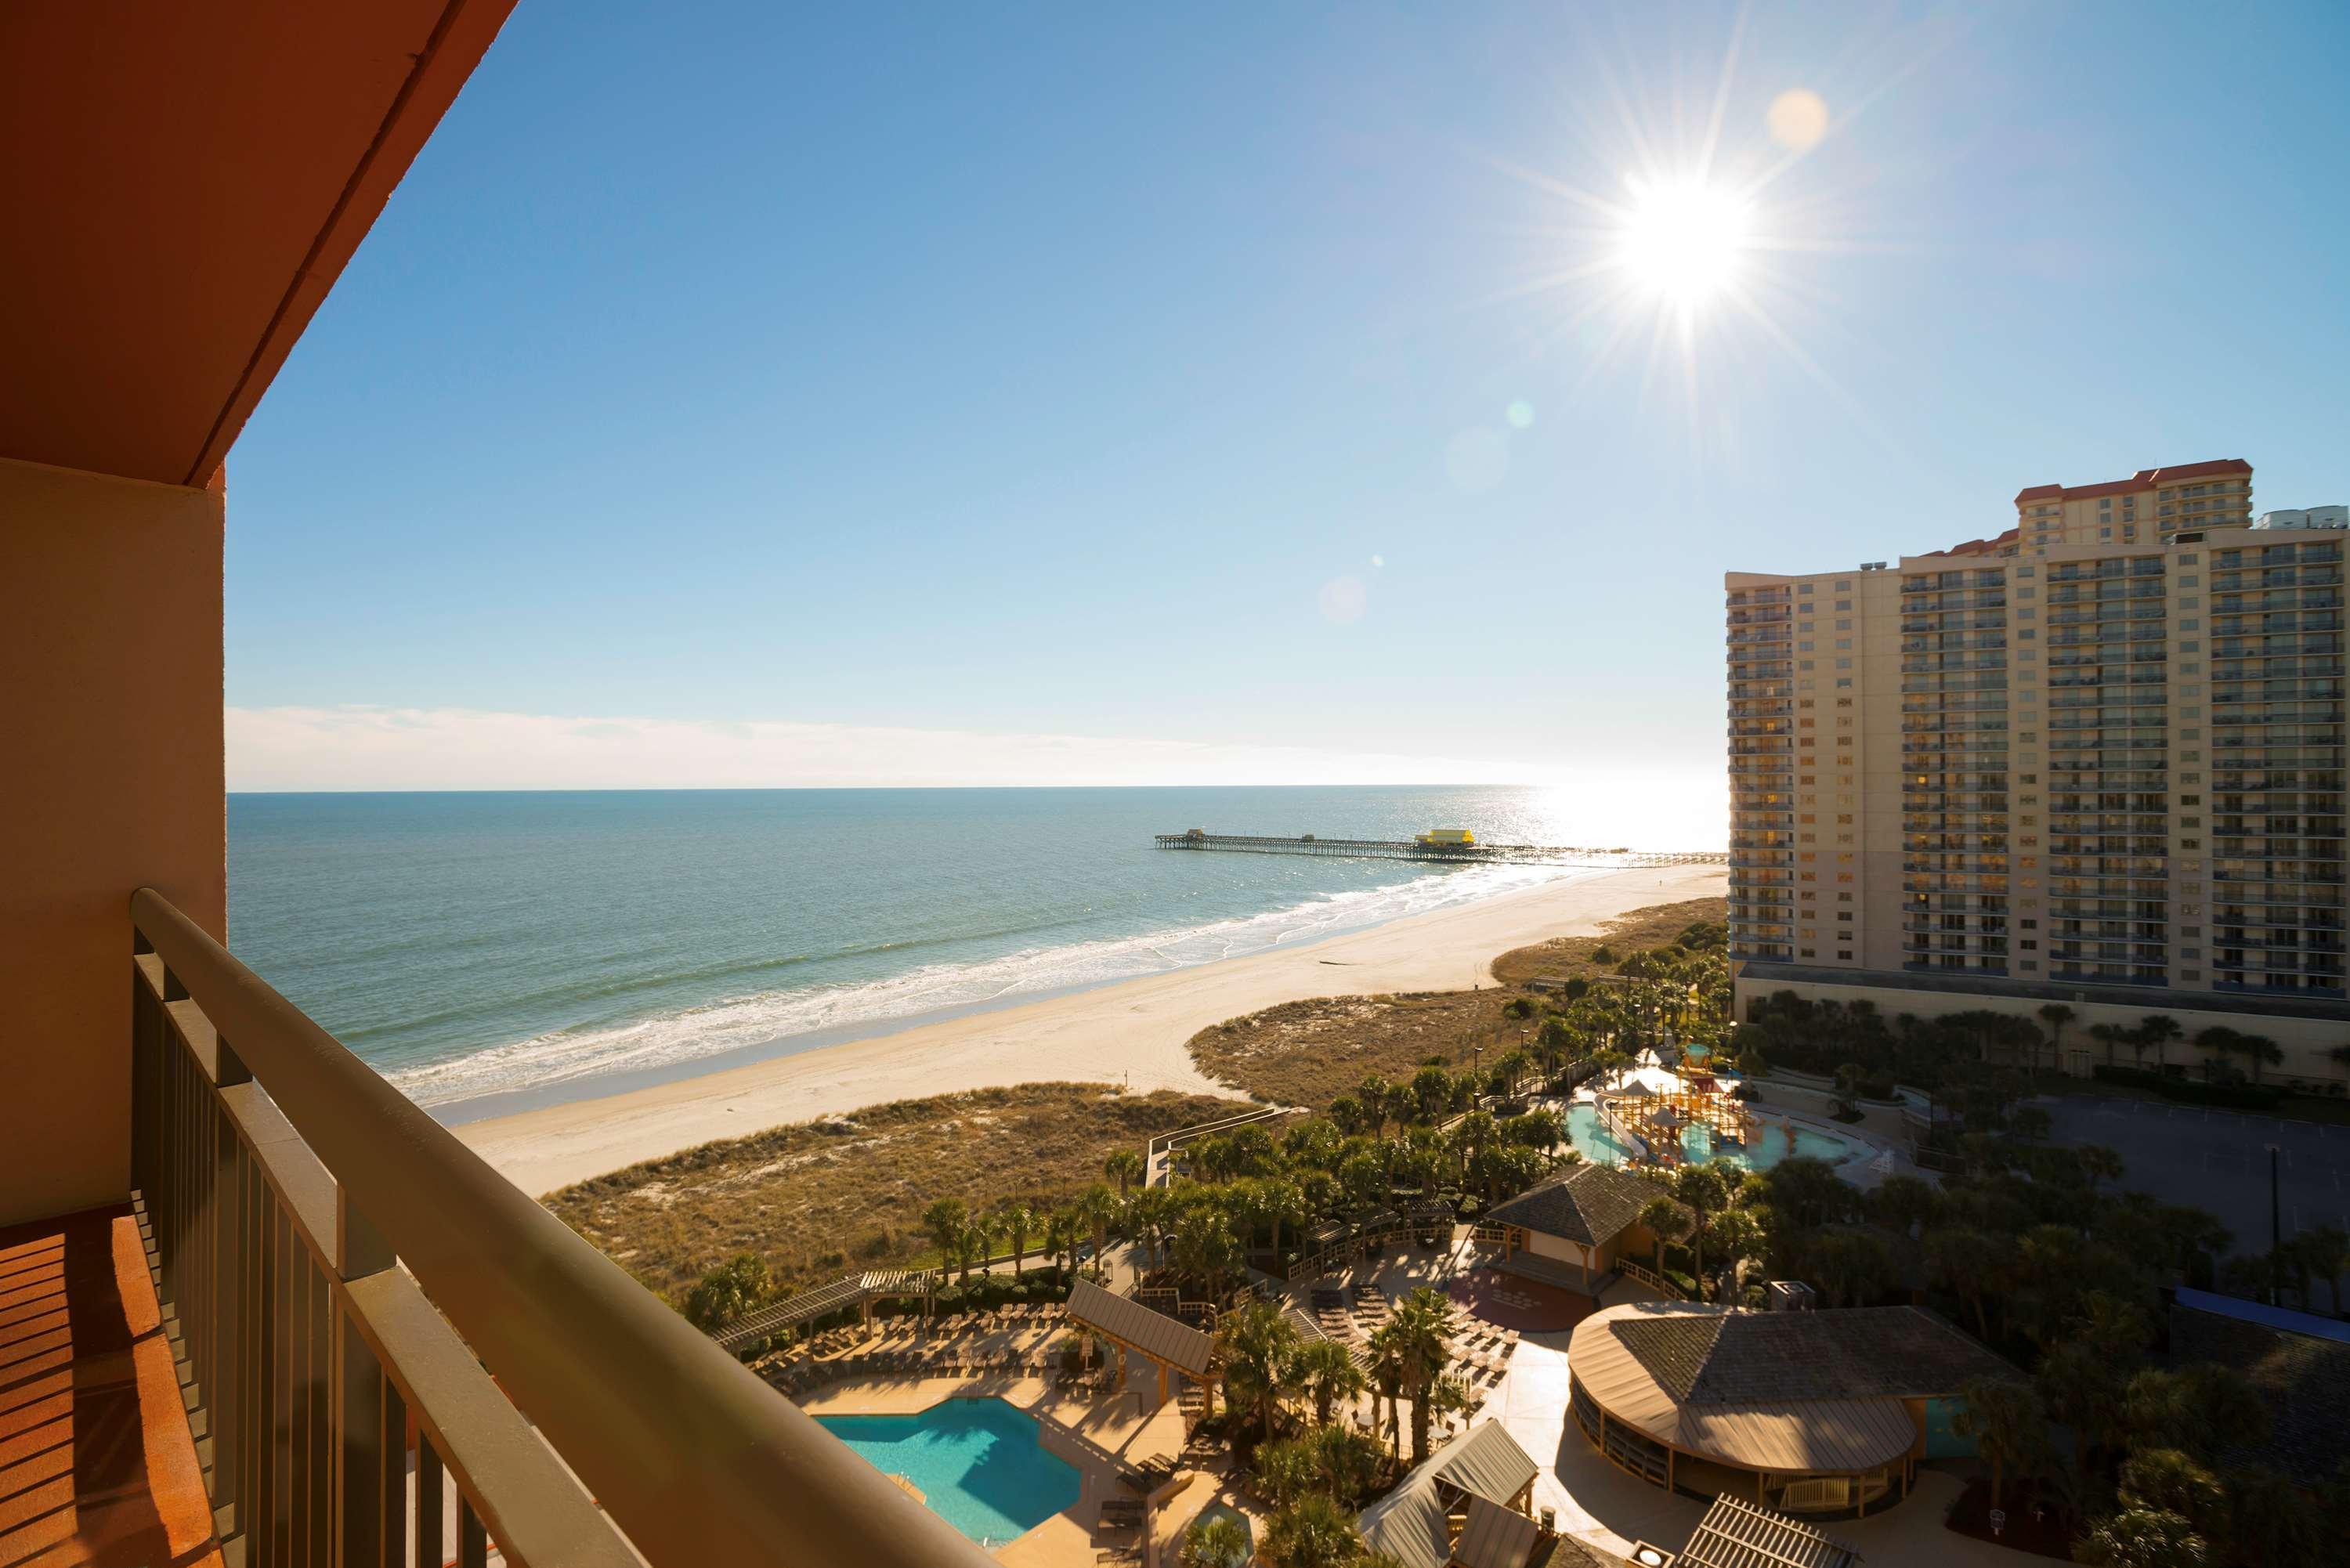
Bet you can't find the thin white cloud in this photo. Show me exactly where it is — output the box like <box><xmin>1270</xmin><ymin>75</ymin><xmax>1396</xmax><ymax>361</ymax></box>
<box><xmin>223</xmin><ymin>704</ymin><xmax>1725</xmax><ymax>844</ymax></box>
<box><xmin>226</xmin><ymin>703</ymin><xmax>1526</xmax><ymax>791</ymax></box>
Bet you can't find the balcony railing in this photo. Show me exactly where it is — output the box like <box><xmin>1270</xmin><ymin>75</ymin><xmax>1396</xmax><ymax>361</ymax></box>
<box><xmin>128</xmin><ymin>887</ymin><xmax>992</xmax><ymax>1568</ymax></box>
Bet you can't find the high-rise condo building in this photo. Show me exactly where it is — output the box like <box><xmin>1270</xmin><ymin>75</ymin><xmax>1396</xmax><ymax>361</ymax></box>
<box><xmin>1726</xmin><ymin>460</ymin><xmax>2348</xmax><ymax>1082</ymax></box>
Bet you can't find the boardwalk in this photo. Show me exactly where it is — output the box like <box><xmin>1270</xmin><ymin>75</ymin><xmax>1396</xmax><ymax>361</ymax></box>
<box><xmin>1154</xmin><ymin>832</ymin><xmax>1726</xmax><ymax>870</ymax></box>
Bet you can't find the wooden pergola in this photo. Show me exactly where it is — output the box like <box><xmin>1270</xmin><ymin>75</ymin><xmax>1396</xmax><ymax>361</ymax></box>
<box><xmin>1065</xmin><ymin>1279</ymin><xmax>1217</xmax><ymax>1409</ymax></box>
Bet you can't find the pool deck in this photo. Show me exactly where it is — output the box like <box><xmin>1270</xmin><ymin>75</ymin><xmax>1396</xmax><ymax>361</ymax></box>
<box><xmin>1300</xmin><ymin>1236</ymin><xmax>2020</xmax><ymax>1568</ymax></box>
<box><xmin>801</xmin><ymin>1373</ymin><xmax>1198</xmax><ymax>1566</ymax></box>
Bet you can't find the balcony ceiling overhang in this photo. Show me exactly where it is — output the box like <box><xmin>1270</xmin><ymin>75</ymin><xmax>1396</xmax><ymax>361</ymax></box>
<box><xmin>0</xmin><ymin>0</ymin><xmax>516</xmax><ymax>487</ymax></box>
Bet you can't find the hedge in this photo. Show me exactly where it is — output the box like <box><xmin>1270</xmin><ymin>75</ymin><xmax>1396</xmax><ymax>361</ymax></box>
<box><xmin>2092</xmin><ymin>1064</ymin><xmax>2286</xmax><ymax>1109</ymax></box>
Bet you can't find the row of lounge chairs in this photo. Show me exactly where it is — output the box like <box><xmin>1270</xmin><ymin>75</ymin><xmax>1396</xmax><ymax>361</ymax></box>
<box><xmin>761</xmin><ymin>1342</ymin><xmax>1068</xmax><ymax>1399</ymax></box>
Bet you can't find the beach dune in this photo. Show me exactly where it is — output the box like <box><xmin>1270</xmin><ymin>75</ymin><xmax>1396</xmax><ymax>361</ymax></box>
<box><xmin>458</xmin><ymin>862</ymin><xmax>1728</xmax><ymax>1195</ymax></box>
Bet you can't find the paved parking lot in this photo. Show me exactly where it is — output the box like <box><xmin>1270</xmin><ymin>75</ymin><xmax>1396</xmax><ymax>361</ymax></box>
<box><xmin>2039</xmin><ymin>1096</ymin><xmax>2350</xmax><ymax>1253</ymax></box>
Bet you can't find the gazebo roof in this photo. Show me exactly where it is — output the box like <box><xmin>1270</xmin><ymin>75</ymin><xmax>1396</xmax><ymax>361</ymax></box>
<box><xmin>1568</xmin><ymin>1302</ymin><xmax>2017</xmax><ymax>1475</ymax></box>
<box><xmin>1067</xmin><ymin>1279</ymin><xmax>1214</xmax><ymax>1378</ymax></box>
<box><xmin>1485</xmin><ymin>1164</ymin><xmax>1665</xmax><ymax>1247</ymax></box>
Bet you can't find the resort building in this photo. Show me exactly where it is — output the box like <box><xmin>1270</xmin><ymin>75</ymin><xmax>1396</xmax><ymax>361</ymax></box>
<box><xmin>2254</xmin><ymin>504</ymin><xmax>2349</xmax><ymax>533</ymax></box>
<box><xmin>1356</xmin><ymin>1422</ymin><xmax>1542</xmax><ymax>1568</ymax></box>
<box><xmin>1566</xmin><ymin>1301</ymin><xmax>2021</xmax><ymax>1517</ymax></box>
<box><xmin>1484</xmin><ymin>1164</ymin><xmax>1678</xmax><ymax>1294</ymax></box>
<box><xmin>1727</xmin><ymin>459</ymin><xmax>2349</xmax><ymax>1085</ymax></box>
<box><xmin>0</xmin><ymin>8</ymin><xmax>987</xmax><ymax>1566</ymax></box>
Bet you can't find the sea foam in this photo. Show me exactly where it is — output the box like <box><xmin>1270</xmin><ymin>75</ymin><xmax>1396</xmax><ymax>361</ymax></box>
<box><xmin>391</xmin><ymin>860</ymin><xmax>1585</xmax><ymax>1108</ymax></box>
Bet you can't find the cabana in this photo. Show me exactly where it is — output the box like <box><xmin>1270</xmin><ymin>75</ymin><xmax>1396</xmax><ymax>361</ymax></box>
<box><xmin>1066</xmin><ymin>1277</ymin><xmax>1217</xmax><ymax>1408</ymax></box>
<box><xmin>1356</xmin><ymin>1422</ymin><xmax>1541</xmax><ymax>1568</ymax></box>
<box><xmin>1567</xmin><ymin>1301</ymin><xmax>2020</xmax><ymax>1516</ymax></box>
<box><xmin>1483</xmin><ymin>1165</ymin><xmax>1675</xmax><ymax>1294</ymax></box>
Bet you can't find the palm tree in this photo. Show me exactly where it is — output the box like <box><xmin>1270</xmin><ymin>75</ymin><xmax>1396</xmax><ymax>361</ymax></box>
<box><xmin>1000</xmin><ymin>1204</ymin><xmax>1036</xmax><ymax>1276</ymax></box>
<box><xmin>2077</xmin><ymin>1144</ymin><xmax>2126</xmax><ymax>1200</ymax></box>
<box><xmin>1639</xmin><ymin>1194</ymin><xmax>1690</xmax><ymax>1283</ymax></box>
<box><xmin>2138</xmin><ymin>1015</ymin><xmax>2182</xmax><ymax>1075</ymax></box>
<box><xmin>1258</xmin><ymin>1176</ymin><xmax>1307</xmax><ymax>1263</ymax></box>
<box><xmin>1216</xmin><ymin>1300</ymin><xmax>1303</xmax><ymax>1443</ymax></box>
<box><xmin>1296</xmin><ymin>1339</ymin><xmax>1368</xmax><ymax>1426</ymax></box>
<box><xmin>922</xmin><ymin>1198</ymin><xmax>968</xmax><ymax>1267</ymax></box>
<box><xmin>1259</xmin><ymin>1494</ymin><xmax>1365</xmax><ymax>1568</ymax></box>
<box><xmin>1370</xmin><ymin>1288</ymin><xmax>1454</xmax><ymax>1466</ymax></box>
<box><xmin>1251</xmin><ymin>1437</ymin><xmax>1320</xmax><ymax>1510</ymax></box>
<box><xmin>1951</xmin><ymin>1377</ymin><xmax>2048</xmax><ymax>1512</ymax></box>
<box><xmin>956</xmin><ymin>1212</ymin><xmax>998</xmax><ymax>1283</ymax></box>
<box><xmin>1180</xmin><ymin>1514</ymin><xmax>1252</xmax><ymax>1568</ymax></box>
<box><xmin>2037</xmin><ymin>1003</ymin><xmax>2077</xmax><ymax>1077</ymax></box>
<box><xmin>1923</xmin><ymin>1226</ymin><xmax>2006</xmax><ymax>1340</ymax></box>
<box><xmin>1671</xmin><ymin>1163</ymin><xmax>1732</xmax><ymax>1302</ymax></box>
<box><xmin>1310</xmin><ymin>1422</ymin><xmax>1385</xmax><ymax>1508</ymax></box>
<box><xmin>2192</xmin><ymin>1026</ymin><xmax>2243</xmax><ymax>1084</ymax></box>
<box><xmin>1105</xmin><ymin>1149</ymin><xmax>1144</xmax><ymax>1199</ymax></box>
<box><xmin>682</xmin><ymin>1253</ymin><xmax>773</xmax><ymax>1331</ymax></box>
<box><xmin>1072</xmin><ymin>1184</ymin><xmax>1118</xmax><ymax>1280</ymax></box>
<box><xmin>1044</xmin><ymin>1207</ymin><xmax>1078</xmax><ymax>1277</ymax></box>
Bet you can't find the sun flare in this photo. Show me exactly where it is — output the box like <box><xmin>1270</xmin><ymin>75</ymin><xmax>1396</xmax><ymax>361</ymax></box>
<box><xmin>1617</xmin><ymin>177</ymin><xmax>1751</xmax><ymax>308</ymax></box>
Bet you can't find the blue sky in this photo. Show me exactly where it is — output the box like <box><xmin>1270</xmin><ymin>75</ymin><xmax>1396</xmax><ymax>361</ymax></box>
<box><xmin>226</xmin><ymin>1</ymin><xmax>2350</xmax><ymax>833</ymax></box>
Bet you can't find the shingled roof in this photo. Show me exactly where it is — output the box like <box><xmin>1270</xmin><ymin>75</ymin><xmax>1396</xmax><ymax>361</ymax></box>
<box><xmin>1485</xmin><ymin>1163</ymin><xmax>1667</xmax><ymax>1247</ymax></box>
<box><xmin>1611</xmin><ymin>1305</ymin><xmax>2018</xmax><ymax>1405</ymax></box>
<box><xmin>2169</xmin><ymin>1292</ymin><xmax>2350</xmax><ymax>1487</ymax></box>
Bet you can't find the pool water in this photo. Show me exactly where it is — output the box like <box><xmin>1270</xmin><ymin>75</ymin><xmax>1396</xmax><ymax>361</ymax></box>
<box><xmin>1566</xmin><ymin>1103</ymin><xmax>1865</xmax><ymax>1171</ymax></box>
<box><xmin>815</xmin><ymin>1398</ymin><xmax>1079</xmax><ymax>1546</ymax></box>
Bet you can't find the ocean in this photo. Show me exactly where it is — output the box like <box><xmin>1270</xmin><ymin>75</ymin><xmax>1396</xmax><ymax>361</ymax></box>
<box><xmin>226</xmin><ymin>786</ymin><xmax>1601</xmax><ymax>1121</ymax></box>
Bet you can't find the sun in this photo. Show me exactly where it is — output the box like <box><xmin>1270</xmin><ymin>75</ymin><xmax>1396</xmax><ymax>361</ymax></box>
<box><xmin>1616</xmin><ymin>176</ymin><xmax>1751</xmax><ymax>309</ymax></box>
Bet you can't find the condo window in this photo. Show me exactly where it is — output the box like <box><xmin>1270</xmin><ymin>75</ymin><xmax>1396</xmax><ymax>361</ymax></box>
<box><xmin>1837</xmin><ymin>950</ymin><xmax>1853</xmax><ymax>959</ymax></box>
<box><xmin>1835</xmin><ymin>677</ymin><xmax>1853</xmax><ymax>688</ymax></box>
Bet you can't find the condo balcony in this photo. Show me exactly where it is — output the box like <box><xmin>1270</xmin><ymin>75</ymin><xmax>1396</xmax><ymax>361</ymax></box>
<box><xmin>0</xmin><ymin>13</ymin><xmax>991</xmax><ymax>1566</ymax></box>
<box><xmin>2</xmin><ymin>892</ymin><xmax>996</xmax><ymax>1568</ymax></box>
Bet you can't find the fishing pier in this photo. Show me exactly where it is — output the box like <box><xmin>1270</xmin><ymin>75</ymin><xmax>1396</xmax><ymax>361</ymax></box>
<box><xmin>1152</xmin><ymin>829</ymin><xmax>1726</xmax><ymax>870</ymax></box>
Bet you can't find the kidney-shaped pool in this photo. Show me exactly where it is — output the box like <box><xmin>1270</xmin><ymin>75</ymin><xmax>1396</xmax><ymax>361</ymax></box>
<box><xmin>815</xmin><ymin>1397</ymin><xmax>1079</xmax><ymax>1548</ymax></box>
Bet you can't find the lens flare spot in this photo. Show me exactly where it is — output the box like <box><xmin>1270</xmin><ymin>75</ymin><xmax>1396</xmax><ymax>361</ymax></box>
<box><xmin>1318</xmin><ymin>575</ymin><xmax>1368</xmax><ymax>623</ymax></box>
<box><xmin>1767</xmin><ymin>89</ymin><xmax>1829</xmax><ymax>152</ymax></box>
<box><xmin>1506</xmin><ymin>400</ymin><xmax>1535</xmax><ymax>429</ymax></box>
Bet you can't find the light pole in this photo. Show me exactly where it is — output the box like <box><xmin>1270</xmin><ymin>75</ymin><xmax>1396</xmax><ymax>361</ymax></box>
<box><xmin>2268</xmin><ymin>1143</ymin><xmax>2283</xmax><ymax>1277</ymax></box>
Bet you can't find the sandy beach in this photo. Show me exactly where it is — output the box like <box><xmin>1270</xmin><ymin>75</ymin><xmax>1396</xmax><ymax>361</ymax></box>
<box><xmin>458</xmin><ymin>861</ymin><xmax>1726</xmax><ymax>1194</ymax></box>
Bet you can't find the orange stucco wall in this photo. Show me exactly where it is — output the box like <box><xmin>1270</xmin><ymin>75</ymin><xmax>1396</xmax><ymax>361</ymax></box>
<box><xmin>0</xmin><ymin>456</ymin><xmax>224</xmax><ymax>1227</ymax></box>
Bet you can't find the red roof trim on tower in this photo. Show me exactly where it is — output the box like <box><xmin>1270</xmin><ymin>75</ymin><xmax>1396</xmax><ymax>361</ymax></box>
<box><xmin>2012</xmin><ymin>459</ymin><xmax>2251</xmax><ymax>508</ymax></box>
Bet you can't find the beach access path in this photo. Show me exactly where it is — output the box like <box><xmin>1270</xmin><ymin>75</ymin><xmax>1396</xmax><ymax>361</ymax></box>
<box><xmin>457</xmin><ymin>861</ymin><xmax>1728</xmax><ymax>1196</ymax></box>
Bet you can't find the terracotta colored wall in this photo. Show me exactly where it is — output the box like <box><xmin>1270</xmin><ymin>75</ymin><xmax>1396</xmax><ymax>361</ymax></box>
<box><xmin>0</xmin><ymin>456</ymin><xmax>224</xmax><ymax>1227</ymax></box>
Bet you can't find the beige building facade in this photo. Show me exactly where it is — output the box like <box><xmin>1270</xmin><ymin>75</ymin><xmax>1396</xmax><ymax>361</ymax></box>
<box><xmin>1728</xmin><ymin>460</ymin><xmax>2349</xmax><ymax>1086</ymax></box>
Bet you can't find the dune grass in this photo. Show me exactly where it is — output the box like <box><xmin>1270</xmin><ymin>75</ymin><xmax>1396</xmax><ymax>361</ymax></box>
<box><xmin>544</xmin><ymin>1082</ymin><xmax>1243</xmax><ymax>1302</ymax></box>
<box><xmin>1185</xmin><ymin>897</ymin><xmax>1726</xmax><ymax>1109</ymax></box>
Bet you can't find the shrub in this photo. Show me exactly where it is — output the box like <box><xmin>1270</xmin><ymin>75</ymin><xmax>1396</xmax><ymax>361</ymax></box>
<box><xmin>2093</xmin><ymin>1064</ymin><xmax>2284</xmax><ymax>1109</ymax></box>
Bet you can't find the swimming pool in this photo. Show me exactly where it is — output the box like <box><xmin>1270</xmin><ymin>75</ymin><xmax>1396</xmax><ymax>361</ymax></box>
<box><xmin>815</xmin><ymin>1397</ymin><xmax>1079</xmax><ymax>1547</ymax></box>
<box><xmin>1566</xmin><ymin>1103</ymin><xmax>1867</xmax><ymax>1171</ymax></box>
